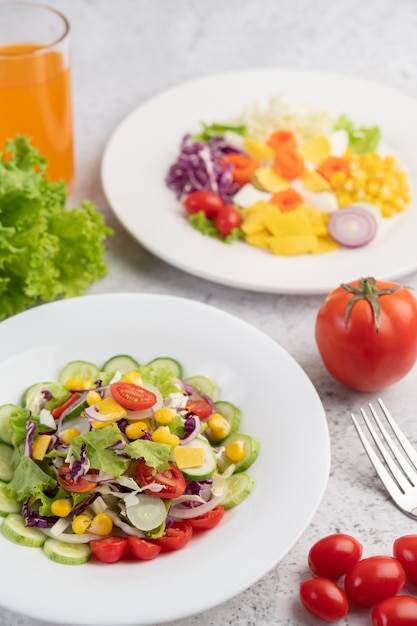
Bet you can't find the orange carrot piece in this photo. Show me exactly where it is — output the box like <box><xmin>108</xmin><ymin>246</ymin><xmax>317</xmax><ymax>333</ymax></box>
<box><xmin>267</xmin><ymin>129</ymin><xmax>297</xmax><ymax>153</ymax></box>
<box><xmin>223</xmin><ymin>152</ymin><xmax>259</xmax><ymax>187</ymax></box>
<box><xmin>273</xmin><ymin>149</ymin><xmax>304</xmax><ymax>180</ymax></box>
<box><xmin>317</xmin><ymin>156</ymin><xmax>350</xmax><ymax>181</ymax></box>
<box><xmin>270</xmin><ymin>188</ymin><xmax>304</xmax><ymax>212</ymax></box>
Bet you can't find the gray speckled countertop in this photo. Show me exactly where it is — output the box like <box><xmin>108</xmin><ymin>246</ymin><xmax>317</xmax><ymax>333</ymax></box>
<box><xmin>3</xmin><ymin>1</ymin><xmax>417</xmax><ymax>624</ymax></box>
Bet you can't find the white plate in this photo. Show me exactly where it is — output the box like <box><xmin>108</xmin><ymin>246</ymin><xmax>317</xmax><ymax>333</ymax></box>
<box><xmin>0</xmin><ymin>293</ymin><xmax>329</xmax><ymax>626</ymax></box>
<box><xmin>102</xmin><ymin>69</ymin><xmax>417</xmax><ymax>294</ymax></box>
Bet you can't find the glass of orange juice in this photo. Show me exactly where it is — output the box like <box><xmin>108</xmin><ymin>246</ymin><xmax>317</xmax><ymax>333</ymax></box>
<box><xmin>0</xmin><ymin>2</ymin><xmax>74</xmax><ymax>186</ymax></box>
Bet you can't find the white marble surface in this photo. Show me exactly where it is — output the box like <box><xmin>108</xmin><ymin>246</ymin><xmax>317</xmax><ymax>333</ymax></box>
<box><xmin>3</xmin><ymin>0</ymin><xmax>417</xmax><ymax>625</ymax></box>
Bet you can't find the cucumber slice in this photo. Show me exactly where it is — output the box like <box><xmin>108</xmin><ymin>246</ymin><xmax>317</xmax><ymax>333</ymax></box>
<box><xmin>0</xmin><ymin>481</ymin><xmax>20</xmax><ymax>516</ymax></box>
<box><xmin>177</xmin><ymin>437</ymin><xmax>217</xmax><ymax>480</ymax></box>
<box><xmin>0</xmin><ymin>443</ymin><xmax>14</xmax><ymax>482</ymax></box>
<box><xmin>58</xmin><ymin>360</ymin><xmax>100</xmax><ymax>384</ymax></box>
<box><xmin>0</xmin><ymin>404</ymin><xmax>19</xmax><ymax>444</ymax></box>
<box><xmin>102</xmin><ymin>354</ymin><xmax>140</xmax><ymax>375</ymax></box>
<box><xmin>43</xmin><ymin>538</ymin><xmax>92</xmax><ymax>565</ymax></box>
<box><xmin>61</xmin><ymin>398</ymin><xmax>88</xmax><ymax>422</ymax></box>
<box><xmin>1</xmin><ymin>513</ymin><xmax>46</xmax><ymax>547</ymax></box>
<box><xmin>147</xmin><ymin>357</ymin><xmax>183</xmax><ymax>378</ymax></box>
<box><xmin>22</xmin><ymin>382</ymin><xmax>70</xmax><ymax>411</ymax></box>
<box><xmin>222</xmin><ymin>473</ymin><xmax>255</xmax><ymax>509</ymax></box>
<box><xmin>217</xmin><ymin>433</ymin><xmax>260</xmax><ymax>474</ymax></box>
<box><xmin>184</xmin><ymin>375</ymin><xmax>216</xmax><ymax>399</ymax></box>
<box><xmin>205</xmin><ymin>401</ymin><xmax>241</xmax><ymax>444</ymax></box>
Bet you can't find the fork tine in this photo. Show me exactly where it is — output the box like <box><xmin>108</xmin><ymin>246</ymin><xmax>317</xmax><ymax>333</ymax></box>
<box><xmin>377</xmin><ymin>398</ymin><xmax>417</xmax><ymax>470</ymax></box>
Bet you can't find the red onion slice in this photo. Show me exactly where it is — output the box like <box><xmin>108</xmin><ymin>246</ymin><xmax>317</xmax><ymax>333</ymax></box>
<box><xmin>328</xmin><ymin>206</ymin><xmax>378</xmax><ymax>248</ymax></box>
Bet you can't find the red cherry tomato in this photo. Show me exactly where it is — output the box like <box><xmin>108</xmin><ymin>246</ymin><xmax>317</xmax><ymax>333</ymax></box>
<box><xmin>189</xmin><ymin>506</ymin><xmax>225</xmax><ymax>530</ymax></box>
<box><xmin>57</xmin><ymin>463</ymin><xmax>98</xmax><ymax>493</ymax></box>
<box><xmin>299</xmin><ymin>577</ymin><xmax>349</xmax><ymax>622</ymax></box>
<box><xmin>344</xmin><ymin>556</ymin><xmax>406</xmax><ymax>607</ymax></box>
<box><xmin>183</xmin><ymin>191</ymin><xmax>224</xmax><ymax>218</ymax></box>
<box><xmin>154</xmin><ymin>521</ymin><xmax>193</xmax><ymax>551</ymax></box>
<box><xmin>126</xmin><ymin>536</ymin><xmax>161</xmax><ymax>560</ymax></box>
<box><xmin>185</xmin><ymin>398</ymin><xmax>214</xmax><ymax>420</ymax></box>
<box><xmin>90</xmin><ymin>536</ymin><xmax>127</xmax><ymax>563</ymax></box>
<box><xmin>308</xmin><ymin>533</ymin><xmax>363</xmax><ymax>578</ymax></box>
<box><xmin>135</xmin><ymin>459</ymin><xmax>186</xmax><ymax>499</ymax></box>
<box><xmin>214</xmin><ymin>205</ymin><xmax>242</xmax><ymax>236</ymax></box>
<box><xmin>315</xmin><ymin>277</ymin><xmax>417</xmax><ymax>392</ymax></box>
<box><xmin>372</xmin><ymin>596</ymin><xmax>417</xmax><ymax>626</ymax></box>
<box><xmin>110</xmin><ymin>382</ymin><xmax>156</xmax><ymax>410</ymax></box>
<box><xmin>393</xmin><ymin>535</ymin><xmax>417</xmax><ymax>585</ymax></box>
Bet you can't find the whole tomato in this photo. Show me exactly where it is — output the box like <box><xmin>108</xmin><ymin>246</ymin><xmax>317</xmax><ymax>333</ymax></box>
<box><xmin>308</xmin><ymin>533</ymin><xmax>363</xmax><ymax>578</ymax></box>
<box><xmin>299</xmin><ymin>577</ymin><xmax>349</xmax><ymax>622</ymax></box>
<box><xmin>393</xmin><ymin>535</ymin><xmax>417</xmax><ymax>585</ymax></box>
<box><xmin>214</xmin><ymin>205</ymin><xmax>242</xmax><ymax>235</ymax></box>
<box><xmin>315</xmin><ymin>277</ymin><xmax>417</xmax><ymax>391</ymax></box>
<box><xmin>183</xmin><ymin>191</ymin><xmax>224</xmax><ymax>218</ymax></box>
<box><xmin>372</xmin><ymin>596</ymin><xmax>417</xmax><ymax>626</ymax></box>
<box><xmin>344</xmin><ymin>555</ymin><xmax>406</xmax><ymax>607</ymax></box>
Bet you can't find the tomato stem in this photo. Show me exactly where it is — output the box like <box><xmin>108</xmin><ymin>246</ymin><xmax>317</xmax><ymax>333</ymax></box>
<box><xmin>341</xmin><ymin>277</ymin><xmax>404</xmax><ymax>333</ymax></box>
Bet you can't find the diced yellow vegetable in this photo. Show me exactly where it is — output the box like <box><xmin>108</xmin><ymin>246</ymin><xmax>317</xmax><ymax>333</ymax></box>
<box><xmin>59</xmin><ymin>428</ymin><xmax>81</xmax><ymax>445</ymax></box>
<box><xmin>91</xmin><ymin>397</ymin><xmax>127</xmax><ymax>429</ymax></box>
<box><xmin>123</xmin><ymin>371</ymin><xmax>142</xmax><ymax>386</ymax></box>
<box><xmin>251</xmin><ymin>166</ymin><xmax>289</xmax><ymax>192</ymax></box>
<box><xmin>64</xmin><ymin>377</ymin><xmax>93</xmax><ymax>391</ymax></box>
<box><xmin>244</xmin><ymin>231</ymin><xmax>272</xmax><ymax>249</ymax></box>
<box><xmin>243</xmin><ymin>138</ymin><xmax>275</xmax><ymax>163</ymax></box>
<box><xmin>50</xmin><ymin>499</ymin><xmax>72</xmax><ymax>517</ymax></box>
<box><xmin>268</xmin><ymin>235</ymin><xmax>318</xmax><ymax>255</ymax></box>
<box><xmin>151</xmin><ymin>426</ymin><xmax>180</xmax><ymax>447</ymax></box>
<box><xmin>174</xmin><ymin>446</ymin><xmax>205</xmax><ymax>469</ymax></box>
<box><xmin>298</xmin><ymin>135</ymin><xmax>330</xmax><ymax>165</ymax></box>
<box><xmin>32</xmin><ymin>434</ymin><xmax>52</xmax><ymax>461</ymax></box>
<box><xmin>300</xmin><ymin>169</ymin><xmax>331</xmax><ymax>192</ymax></box>
<box><xmin>86</xmin><ymin>390</ymin><xmax>102</xmax><ymax>406</ymax></box>
<box><xmin>264</xmin><ymin>207</ymin><xmax>314</xmax><ymax>237</ymax></box>
<box><xmin>312</xmin><ymin>235</ymin><xmax>340</xmax><ymax>254</ymax></box>
<box><xmin>154</xmin><ymin>408</ymin><xmax>175</xmax><ymax>424</ymax></box>
<box><xmin>304</xmin><ymin>207</ymin><xmax>329</xmax><ymax>237</ymax></box>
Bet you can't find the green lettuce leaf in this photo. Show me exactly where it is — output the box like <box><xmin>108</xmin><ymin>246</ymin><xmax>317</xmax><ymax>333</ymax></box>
<box><xmin>124</xmin><ymin>439</ymin><xmax>171</xmax><ymax>472</ymax></box>
<box><xmin>139</xmin><ymin>364</ymin><xmax>180</xmax><ymax>396</ymax></box>
<box><xmin>188</xmin><ymin>211</ymin><xmax>243</xmax><ymax>243</ymax></box>
<box><xmin>70</xmin><ymin>423</ymin><xmax>129</xmax><ymax>478</ymax></box>
<box><xmin>6</xmin><ymin>455</ymin><xmax>57</xmax><ymax>501</ymax></box>
<box><xmin>334</xmin><ymin>114</ymin><xmax>381</xmax><ymax>154</ymax></box>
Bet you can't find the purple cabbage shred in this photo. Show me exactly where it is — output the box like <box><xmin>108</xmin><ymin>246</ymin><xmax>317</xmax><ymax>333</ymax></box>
<box><xmin>22</xmin><ymin>498</ymin><xmax>58</xmax><ymax>528</ymax></box>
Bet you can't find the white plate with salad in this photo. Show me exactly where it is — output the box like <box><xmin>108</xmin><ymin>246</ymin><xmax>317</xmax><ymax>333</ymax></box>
<box><xmin>0</xmin><ymin>293</ymin><xmax>329</xmax><ymax>626</ymax></box>
<box><xmin>102</xmin><ymin>68</ymin><xmax>417</xmax><ymax>294</ymax></box>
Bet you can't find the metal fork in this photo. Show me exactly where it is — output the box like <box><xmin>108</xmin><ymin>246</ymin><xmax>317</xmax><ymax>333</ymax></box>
<box><xmin>351</xmin><ymin>399</ymin><xmax>417</xmax><ymax>519</ymax></box>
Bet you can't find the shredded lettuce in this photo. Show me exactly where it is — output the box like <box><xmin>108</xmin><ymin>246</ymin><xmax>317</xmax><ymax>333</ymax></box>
<box><xmin>193</xmin><ymin>122</ymin><xmax>246</xmax><ymax>142</ymax></box>
<box><xmin>334</xmin><ymin>114</ymin><xmax>381</xmax><ymax>154</ymax></box>
<box><xmin>0</xmin><ymin>136</ymin><xmax>113</xmax><ymax>321</ymax></box>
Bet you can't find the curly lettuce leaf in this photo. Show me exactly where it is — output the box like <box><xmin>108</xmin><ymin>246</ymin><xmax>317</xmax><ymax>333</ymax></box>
<box><xmin>124</xmin><ymin>439</ymin><xmax>171</xmax><ymax>472</ymax></box>
<box><xmin>5</xmin><ymin>455</ymin><xmax>57</xmax><ymax>501</ymax></box>
<box><xmin>70</xmin><ymin>423</ymin><xmax>129</xmax><ymax>478</ymax></box>
<box><xmin>188</xmin><ymin>211</ymin><xmax>243</xmax><ymax>243</ymax></box>
<box><xmin>334</xmin><ymin>114</ymin><xmax>381</xmax><ymax>154</ymax></box>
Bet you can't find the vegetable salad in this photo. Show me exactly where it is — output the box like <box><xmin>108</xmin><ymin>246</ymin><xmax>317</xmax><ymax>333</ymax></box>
<box><xmin>166</xmin><ymin>94</ymin><xmax>410</xmax><ymax>255</ymax></box>
<box><xmin>0</xmin><ymin>355</ymin><xmax>259</xmax><ymax>565</ymax></box>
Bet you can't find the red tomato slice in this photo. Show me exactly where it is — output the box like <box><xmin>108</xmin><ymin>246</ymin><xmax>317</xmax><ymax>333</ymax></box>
<box><xmin>154</xmin><ymin>521</ymin><xmax>193</xmax><ymax>551</ymax></box>
<box><xmin>127</xmin><ymin>536</ymin><xmax>161</xmax><ymax>560</ymax></box>
<box><xmin>185</xmin><ymin>399</ymin><xmax>213</xmax><ymax>420</ymax></box>
<box><xmin>135</xmin><ymin>460</ymin><xmax>186</xmax><ymax>499</ymax></box>
<box><xmin>57</xmin><ymin>463</ymin><xmax>98</xmax><ymax>493</ymax></box>
<box><xmin>90</xmin><ymin>536</ymin><xmax>127</xmax><ymax>563</ymax></box>
<box><xmin>189</xmin><ymin>505</ymin><xmax>225</xmax><ymax>530</ymax></box>
<box><xmin>110</xmin><ymin>382</ymin><xmax>157</xmax><ymax>410</ymax></box>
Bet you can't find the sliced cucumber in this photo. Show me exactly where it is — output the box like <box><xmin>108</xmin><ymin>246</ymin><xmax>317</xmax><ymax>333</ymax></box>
<box><xmin>61</xmin><ymin>398</ymin><xmax>88</xmax><ymax>422</ymax></box>
<box><xmin>147</xmin><ymin>357</ymin><xmax>183</xmax><ymax>378</ymax></box>
<box><xmin>58</xmin><ymin>360</ymin><xmax>100</xmax><ymax>384</ymax></box>
<box><xmin>0</xmin><ymin>442</ymin><xmax>14</xmax><ymax>482</ymax></box>
<box><xmin>0</xmin><ymin>403</ymin><xmax>19</xmax><ymax>444</ymax></box>
<box><xmin>43</xmin><ymin>538</ymin><xmax>92</xmax><ymax>565</ymax></box>
<box><xmin>102</xmin><ymin>354</ymin><xmax>140</xmax><ymax>375</ymax></box>
<box><xmin>205</xmin><ymin>400</ymin><xmax>241</xmax><ymax>444</ymax></box>
<box><xmin>0</xmin><ymin>481</ymin><xmax>20</xmax><ymax>516</ymax></box>
<box><xmin>177</xmin><ymin>436</ymin><xmax>217</xmax><ymax>480</ymax></box>
<box><xmin>22</xmin><ymin>382</ymin><xmax>70</xmax><ymax>412</ymax></box>
<box><xmin>1</xmin><ymin>513</ymin><xmax>46</xmax><ymax>547</ymax></box>
<box><xmin>184</xmin><ymin>375</ymin><xmax>216</xmax><ymax>399</ymax></box>
<box><xmin>217</xmin><ymin>433</ymin><xmax>260</xmax><ymax>474</ymax></box>
<box><xmin>222</xmin><ymin>472</ymin><xmax>255</xmax><ymax>509</ymax></box>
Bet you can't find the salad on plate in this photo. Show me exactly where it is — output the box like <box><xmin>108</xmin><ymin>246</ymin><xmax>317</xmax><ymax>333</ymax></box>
<box><xmin>0</xmin><ymin>354</ymin><xmax>259</xmax><ymax>565</ymax></box>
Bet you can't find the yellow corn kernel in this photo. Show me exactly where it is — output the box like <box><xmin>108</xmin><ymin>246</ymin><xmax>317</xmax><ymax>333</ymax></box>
<box><xmin>329</xmin><ymin>171</ymin><xmax>347</xmax><ymax>188</ymax></box>
<box><xmin>64</xmin><ymin>376</ymin><xmax>82</xmax><ymax>391</ymax></box>
<box><xmin>59</xmin><ymin>428</ymin><xmax>80</xmax><ymax>445</ymax></box>
<box><xmin>123</xmin><ymin>370</ymin><xmax>142</xmax><ymax>386</ymax></box>
<box><xmin>154</xmin><ymin>408</ymin><xmax>175</xmax><ymax>424</ymax></box>
<box><xmin>151</xmin><ymin>426</ymin><xmax>180</xmax><ymax>447</ymax></box>
<box><xmin>208</xmin><ymin>413</ymin><xmax>231</xmax><ymax>440</ymax></box>
<box><xmin>89</xmin><ymin>513</ymin><xmax>113</xmax><ymax>536</ymax></box>
<box><xmin>225</xmin><ymin>440</ymin><xmax>245</xmax><ymax>462</ymax></box>
<box><xmin>125</xmin><ymin>420</ymin><xmax>149</xmax><ymax>440</ymax></box>
<box><xmin>72</xmin><ymin>514</ymin><xmax>91</xmax><ymax>535</ymax></box>
<box><xmin>51</xmin><ymin>499</ymin><xmax>72</xmax><ymax>517</ymax></box>
<box><xmin>366</xmin><ymin>180</ymin><xmax>380</xmax><ymax>196</ymax></box>
<box><xmin>32</xmin><ymin>434</ymin><xmax>52</xmax><ymax>461</ymax></box>
<box><xmin>86</xmin><ymin>390</ymin><xmax>102</xmax><ymax>406</ymax></box>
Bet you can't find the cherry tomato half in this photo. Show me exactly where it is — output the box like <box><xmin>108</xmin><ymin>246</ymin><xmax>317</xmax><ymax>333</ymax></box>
<box><xmin>183</xmin><ymin>191</ymin><xmax>224</xmax><ymax>218</ymax></box>
<box><xmin>299</xmin><ymin>577</ymin><xmax>349</xmax><ymax>622</ymax></box>
<box><xmin>110</xmin><ymin>382</ymin><xmax>157</xmax><ymax>410</ymax></box>
<box><xmin>214</xmin><ymin>205</ymin><xmax>242</xmax><ymax>236</ymax></box>
<box><xmin>393</xmin><ymin>535</ymin><xmax>417</xmax><ymax>586</ymax></box>
<box><xmin>372</xmin><ymin>596</ymin><xmax>417</xmax><ymax>626</ymax></box>
<box><xmin>90</xmin><ymin>536</ymin><xmax>128</xmax><ymax>563</ymax></box>
<box><xmin>185</xmin><ymin>399</ymin><xmax>214</xmax><ymax>420</ymax></box>
<box><xmin>344</xmin><ymin>556</ymin><xmax>406</xmax><ymax>607</ymax></box>
<box><xmin>135</xmin><ymin>459</ymin><xmax>186</xmax><ymax>499</ymax></box>
<box><xmin>154</xmin><ymin>521</ymin><xmax>193</xmax><ymax>552</ymax></box>
<box><xmin>127</xmin><ymin>536</ymin><xmax>161</xmax><ymax>560</ymax></box>
<box><xmin>308</xmin><ymin>533</ymin><xmax>363</xmax><ymax>578</ymax></box>
<box><xmin>57</xmin><ymin>463</ymin><xmax>98</xmax><ymax>493</ymax></box>
<box><xmin>189</xmin><ymin>505</ymin><xmax>225</xmax><ymax>531</ymax></box>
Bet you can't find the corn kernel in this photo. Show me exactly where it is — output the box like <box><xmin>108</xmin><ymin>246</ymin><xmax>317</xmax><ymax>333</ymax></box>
<box><xmin>329</xmin><ymin>171</ymin><xmax>347</xmax><ymax>188</ymax></box>
<box><xmin>72</xmin><ymin>514</ymin><xmax>91</xmax><ymax>534</ymax></box>
<box><xmin>123</xmin><ymin>370</ymin><xmax>142</xmax><ymax>386</ymax></box>
<box><xmin>59</xmin><ymin>428</ymin><xmax>80</xmax><ymax>445</ymax></box>
<box><xmin>125</xmin><ymin>420</ymin><xmax>149</xmax><ymax>440</ymax></box>
<box><xmin>89</xmin><ymin>513</ymin><xmax>113</xmax><ymax>536</ymax></box>
<box><xmin>225</xmin><ymin>440</ymin><xmax>245</xmax><ymax>462</ymax></box>
<box><xmin>208</xmin><ymin>413</ymin><xmax>231</xmax><ymax>440</ymax></box>
<box><xmin>86</xmin><ymin>390</ymin><xmax>102</xmax><ymax>406</ymax></box>
<box><xmin>151</xmin><ymin>426</ymin><xmax>180</xmax><ymax>447</ymax></box>
<box><xmin>154</xmin><ymin>408</ymin><xmax>175</xmax><ymax>424</ymax></box>
<box><xmin>51</xmin><ymin>499</ymin><xmax>72</xmax><ymax>517</ymax></box>
<box><xmin>64</xmin><ymin>376</ymin><xmax>82</xmax><ymax>391</ymax></box>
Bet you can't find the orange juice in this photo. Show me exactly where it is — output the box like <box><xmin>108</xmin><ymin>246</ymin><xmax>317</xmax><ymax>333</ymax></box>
<box><xmin>0</xmin><ymin>42</ymin><xmax>74</xmax><ymax>185</ymax></box>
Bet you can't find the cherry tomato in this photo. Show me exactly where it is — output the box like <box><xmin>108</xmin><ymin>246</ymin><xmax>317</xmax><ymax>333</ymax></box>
<box><xmin>393</xmin><ymin>535</ymin><xmax>417</xmax><ymax>585</ymax></box>
<box><xmin>57</xmin><ymin>463</ymin><xmax>98</xmax><ymax>493</ymax></box>
<box><xmin>127</xmin><ymin>536</ymin><xmax>161</xmax><ymax>560</ymax></box>
<box><xmin>183</xmin><ymin>191</ymin><xmax>224</xmax><ymax>218</ymax></box>
<box><xmin>308</xmin><ymin>533</ymin><xmax>363</xmax><ymax>578</ymax></box>
<box><xmin>344</xmin><ymin>556</ymin><xmax>406</xmax><ymax>607</ymax></box>
<box><xmin>154</xmin><ymin>521</ymin><xmax>193</xmax><ymax>551</ymax></box>
<box><xmin>299</xmin><ymin>577</ymin><xmax>349</xmax><ymax>622</ymax></box>
<box><xmin>135</xmin><ymin>460</ymin><xmax>186</xmax><ymax>499</ymax></box>
<box><xmin>185</xmin><ymin>399</ymin><xmax>213</xmax><ymax>420</ymax></box>
<box><xmin>90</xmin><ymin>536</ymin><xmax>127</xmax><ymax>563</ymax></box>
<box><xmin>189</xmin><ymin>506</ymin><xmax>225</xmax><ymax>530</ymax></box>
<box><xmin>372</xmin><ymin>596</ymin><xmax>417</xmax><ymax>626</ymax></box>
<box><xmin>315</xmin><ymin>277</ymin><xmax>417</xmax><ymax>391</ymax></box>
<box><xmin>214</xmin><ymin>205</ymin><xmax>242</xmax><ymax>236</ymax></box>
<box><xmin>110</xmin><ymin>382</ymin><xmax>156</xmax><ymax>410</ymax></box>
